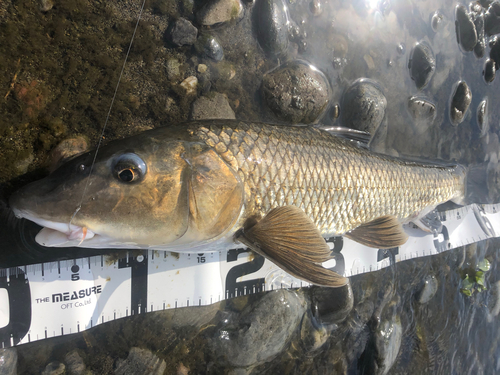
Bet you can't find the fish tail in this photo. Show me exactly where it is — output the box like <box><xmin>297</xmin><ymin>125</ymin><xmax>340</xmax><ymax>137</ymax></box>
<box><xmin>455</xmin><ymin>162</ymin><xmax>495</xmax><ymax>205</ymax></box>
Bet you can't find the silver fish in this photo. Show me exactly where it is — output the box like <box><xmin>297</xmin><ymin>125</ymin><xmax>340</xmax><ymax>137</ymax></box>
<box><xmin>9</xmin><ymin>120</ymin><xmax>465</xmax><ymax>287</ymax></box>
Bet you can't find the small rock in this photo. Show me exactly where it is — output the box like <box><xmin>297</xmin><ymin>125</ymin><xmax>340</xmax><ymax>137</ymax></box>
<box><xmin>309</xmin><ymin>0</ymin><xmax>322</xmax><ymax>16</ymax></box>
<box><xmin>396</xmin><ymin>43</ymin><xmax>406</xmax><ymax>55</ymax></box>
<box><xmin>485</xmin><ymin>1</ymin><xmax>500</xmax><ymax>36</ymax></box>
<box><xmin>196</xmin><ymin>0</ymin><xmax>243</xmax><ymax>26</ymax></box>
<box><xmin>471</xmin><ymin>6</ymin><xmax>486</xmax><ymax>58</ymax></box>
<box><xmin>0</xmin><ymin>348</ymin><xmax>17</xmax><ymax>375</ymax></box>
<box><xmin>363</xmin><ymin>54</ymin><xmax>375</xmax><ymax>70</ymax></box>
<box><xmin>177</xmin><ymin>363</ymin><xmax>189</xmax><ymax>375</ymax></box>
<box><xmin>179</xmin><ymin>76</ymin><xmax>198</xmax><ymax>95</ymax></box>
<box><xmin>195</xmin><ymin>34</ymin><xmax>224</xmax><ymax>61</ymax></box>
<box><xmin>49</xmin><ymin>136</ymin><xmax>88</xmax><ymax>172</ymax></box>
<box><xmin>477</xmin><ymin>98</ymin><xmax>489</xmax><ymax>136</ymax></box>
<box><xmin>299</xmin><ymin>311</ymin><xmax>329</xmax><ymax>352</ymax></box>
<box><xmin>483</xmin><ymin>58</ymin><xmax>496</xmax><ymax>83</ymax></box>
<box><xmin>190</xmin><ymin>92</ymin><xmax>236</xmax><ymax>120</ymax></box>
<box><xmin>115</xmin><ymin>347</ymin><xmax>166</xmax><ymax>375</ymax></box>
<box><xmin>490</xmin><ymin>36</ymin><xmax>500</xmax><ymax>71</ymax></box>
<box><xmin>431</xmin><ymin>11</ymin><xmax>443</xmax><ymax>32</ymax></box>
<box><xmin>64</xmin><ymin>350</ymin><xmax>86</xmax><ymax>375</ymax></box>
<box><xmin>487</xmin><ymin>280</ymin><xmax>500</xmax><ymax>322</ymax></box>
<box><xmin>407</xmin><ymin>96</ymin><xmax>436</xmax><ymax>122</ymax></box>
<box><xmin>42</xmin><ymin>361</ymin><xmax>65</xmax><ymax>375</ymax></box>
<box><xmin>197</xmin><ymin>63</ymin><xmax>208</xmax><ymax>73</ymax></box>
<box><xmin>374</xmin><ymin>315</ymin><xmax>402</xmax><ymax>375</ymax></box>
<box><xmin>415</xmin><ymin>275</ymin><xmax>438</xmax><ymax>304</ymax></box>
<box><xmin>40</xmin><ymin>0</ymin><xmax>54</xmax><ymax>12</ymax></box>
<box><xmin>261</xmin><ymin>60</ymin><xmax>330</xmax><ymax>124</ymax></box>
<box><xmin>450</xmin><ymin>80</ymin><xmax>472</xmax><ymax>126</ymax></box>
<box><xmin>341</xmin><ymin>79</ymin><xmax>387</xmax><ymax>134</ymax></box>
<box><xmin>408</xmin><ymin>42</ymin><xmax>436</xmax><ymax>89</ymax></box>
<box><xmin>310</xmin><ymin>282</ymin><xmax>354</xmax><ymax>325</ymax></box>
<box><xmin>210</xmin><ymin>289</ymin><xmax>306</xmax><ymax>368</ymax></box>
<box><xmin>166</xmin><ymin>18</ymin><xmax>198</xmax><ymax>47</ymax></box>
<box><xmin>455</xmin><ymin>4</ymin><xmax>478</xmax><ymax>52</ymax></box>
<box><xmin>165</xmin><ymin>58</ymin><xmax>182</xmax><ymax>81</ymax></box>
<box><xmin>253</xmin><ymin>0</ymin><xmax>289</xmax><ymax>56</ymax></box>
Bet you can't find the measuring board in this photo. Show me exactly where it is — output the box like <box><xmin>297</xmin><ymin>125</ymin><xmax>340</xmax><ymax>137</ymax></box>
<box><xmin>1</xmin><ymin>203</ymin><xmax>499</xmax><ymax>348</ymax></box>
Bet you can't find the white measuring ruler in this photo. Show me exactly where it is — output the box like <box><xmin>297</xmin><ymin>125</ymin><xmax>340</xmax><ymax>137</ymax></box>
<box><xmin>1</xmin><ymin>203</ymin><xmax>499</xmax><ymax>348</ymax></box>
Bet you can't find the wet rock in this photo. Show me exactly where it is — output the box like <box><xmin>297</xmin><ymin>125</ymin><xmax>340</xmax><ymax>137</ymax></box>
<box><xmin>196</xmin><ymin>0</ymin><xmax>243</xmax><ymax>26</ymax></box>
<box><xmin>299</xmin><ymin>311</ymin><xmax>329</xmax><ymax>352</ymax></box>
<box><xmin>408</xmin><ymin>42</ymin><xmax>435</xmax><ymax>89</ymax></box>
<box><xmin>64</xmin><ymin>350</ymin><xmax>86</xmax><ymax>375</ymax></box>
<box><xmin>195</xmin><ymin>34</ymin><xmax>224</xmax><ymax>61</ymax></box>
<box><xmin>450</xmin><ymin>81</ymin><xmax>472</xmax><ymax>126</ymax></box>
<box><xmin>115</xmin><ymin>347</ymin><xmax>166</xmax><ymax>375</ymax></box>
<box><xmin>40</xmin><ymin>0</ymin><xmax>54</xmax><ymax>12</ymax></box>
<box><xmin>197</xmin><ymin>63</ymin><xmax>208</xmax><ymax>73</ymax></box>
<box><xmin>211</xmin><ymin>290</ymin><xmax>306</xmax><ymax>367</ymax></box>
<box><xmin>41</xmin><ymin>361</ymin><xmax>65</xmax><ymax>375</ymax></box>
<box><xmin>166</xmin><ymin>18</ymin><xmax>198</xmax><ymax>47</ymax></box>
<box><xmin>415</xmin><ymin>275</ymin><xmax>438</xmax><ymax>304</ymax></box>
<box><xmin>396</xmin><ymin>43</ymin><xmax>406</xmax><ymax>55</ymax></box>
<box><xmin>407</xmin><ymin>96</ymin><xmax>436</xmax><ymax>122</ymax></box>
<box><xmin>477</xmin><ymin>99</ymin><xmax>489</xmax><ymax>136</ymax></box>
<box><xmin>253</xmin><ymin>0</ymin><xmax>289</xmax><ymax>56</ymax></box>
<box><xmin>490</xmin><ymin>36</ymin><xmax>500</xmax><ymax>71</ymax></box>
<box><xmin>471</xmin><ymin>4</ymin><xmax>486</xmax><ymax>58</ymax></box>
<box><xmin>179</xmin><ymin>76</ymin><xmax>198</xmax><ymax>95</ymax></box>
<box><xmin>483</xmin><ymin>58</ymin><xmax>496</xmax><ymax>83</ymax></box>
<box><xmin>373</xmin><ymin>315</ymin><xmax>402</xmax><ymax>375</ymax></box>
<box><xmin>165</xmin><ymin>58</ymin><xmax>182</xmax><ymax>81</ymax></box>
<box><xmin>485</xmin><ymin>1</ymin><xmax>500</xmax><ymax>36</ymax></box>
<box><xmin>487</xmin><ymin>280</ymin><xmax>500</xmax><ymax>322</ymax></box>
<box><xmin>190</xmin><ymin>92</ymin><xmax>236</xmax><ymax>120</ymax></box>
<box><xmin>261</xmin><ymin>60</ymin><xmax>330</xmax><ymax>124</ymax></box>
<box><xmin>310</xmin><ymin>282</ymin><xmax>354</xmax><ymax>325</ymax></box>
<box><xmin>0</xmin><ymin>348</ymin><xmax>17</xmax><ymax>375</ymax></box>
<box><xmin>309</xmin><ymin>0</ymin><xmax>322</xmax><ymax>16</ymax></box>
<box><xmin>455</xmin><ymin>5</ymin><xmax>477</xmax><ymax>52</ymax></box>
<box><xmin>431</xmin><ymin>11</ymin><xmax>443</xmax><ymax>32</ymax></box>
<box><xmin>341</xmin><ymin>79</ymin><xmax>387</xmax><ymax>134</ymax></box>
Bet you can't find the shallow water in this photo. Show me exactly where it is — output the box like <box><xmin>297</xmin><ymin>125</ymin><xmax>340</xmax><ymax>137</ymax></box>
<box><xmin>1</xmin><ymin>0</ymin><xmax>500</xmax><ymax>373</ymax></box>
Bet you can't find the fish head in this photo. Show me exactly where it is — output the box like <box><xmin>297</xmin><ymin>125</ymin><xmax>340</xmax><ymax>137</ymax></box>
<box><xmin>9</xmin><ymin>127</ymin><xmax>244</xmax><ymax>249</ymax></box>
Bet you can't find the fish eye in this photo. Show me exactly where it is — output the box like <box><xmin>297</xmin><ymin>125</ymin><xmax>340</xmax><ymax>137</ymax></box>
<box><xmin>113</xmin><ymin>153</ymin><xmax>147</xmax><ymax>183</ymax></box>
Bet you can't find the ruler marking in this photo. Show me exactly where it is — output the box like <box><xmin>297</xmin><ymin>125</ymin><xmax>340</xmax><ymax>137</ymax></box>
<box><xmin>41</xmin><ymin>263</ymin><xmax>44</xmax><ymax>277</ymax></box>
<box><xmin>57</xmin><ymin>261</ymin><xmax>61</xmax><ymax>274</ymax></box>
<box><xmin>28</xmin><ymin>334</ymin><xmax>30</xmax><ymax>342</ymax></box>
<box><xmin>163</xmin><ymin>303</ymin><xmax>165</xmax><ymax>310</ymax></box>
<box><xmin>61</xmin><ymin>327</ymin><xmax>64</xmax><ymax>335</ymax></box>
<box><xmin>100</xmin><ymin>255</ymin><xmax>104</xmax><ymax>268</ymax></box>
<box><xmin>44</xmin><ymin>330</ymin><xmax>47</xmax><ymax>339</ymax></box>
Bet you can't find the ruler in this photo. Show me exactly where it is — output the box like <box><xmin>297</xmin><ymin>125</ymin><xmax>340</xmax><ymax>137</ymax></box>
<box><xmin>1</xmin><ymin>203</ymin><xmax>499</xmax><ymax>348</ymax></box>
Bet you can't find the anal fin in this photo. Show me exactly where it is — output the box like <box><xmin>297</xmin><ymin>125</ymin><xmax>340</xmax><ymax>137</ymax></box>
<box><xmin>234</xmin><ymin>205</ymin><xmax>348</xmax><ymax>288</ymax></box>
<box><xmin>345</xmin><ymin>215</ymin><xmax>408</xmax><ymax>249</ymax></box>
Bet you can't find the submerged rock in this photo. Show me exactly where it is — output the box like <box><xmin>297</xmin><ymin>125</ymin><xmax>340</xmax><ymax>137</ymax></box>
<box><xmin>253</xmin><ymin>0</ymin><xmax>289</xmax><ymax>56</ymax></box>
<box><xmin>471</xmin><ymin>4</ymin><xmax>486</xmax><ymax>58</ymax></box>
<box><xmin>261</xmin><ymin>61</ymin><xmax>330</xmax><ymax>124</ymax></box>
<box><xmin>489</xmin><ymin>36</ymin><xmax>500</xmax><ymax>71</ymax></box>
<box><xmin>415</xmin><ymin>275</ymin><xmax>438</xmax><ymax>304</ymax></box>
<box><xmin>455</xmin><ymin>4</ymin><xmax>478</xmax><ymax>52</ymax></box>
<box><xmin>485</xmin><ymin>1</ymin><xmax>500</xmax><ymax>36</ymax></box>
<box><xmin>477</xmin><ymin>98</ymin><xmax>489</xmax><ymax>136</ymax></box>
<box><xmin>431</xmin><ymin>11</ymin><xmax>444</xmax><ymax>32</ymax></box>
<box><xmin>166</xmin><ymin>18</ymin><xmax>198</xmax><ymax>47</ymax></box>
<box><xmin>41</xmin><ymin>362</ymin><xmax>65</xmax><ymax>375</ymax></box>
<box><xmin>483</xmin><ymin>58</ymin><xmax>496</xmax><ymax>83</ymax></box>
<box><xmin>373</xmin><ymin>315</ymin><xmax>402</xmax><ymax>375</ymax></box>
<box><xmin>310</xmin><ymin>282</ymin><xmax>354</xmax><ymax>325</ymax></box>
<box><xmin>115</xmin><ymin>347</ymin><xmax>166</xmax><ymax>375</ymax></box>
<box><xmin>0</xmin><ymin>348</ymin><xmax>17</xmax><ymax>375</ymax></box>
<box><xmin>407</xmin><ymin>96</ymin><xmax>436</xmax><ymax>122</ymax></box>
<box><xmin>196</xmin><ymin>0</ymin><xmax>243</xmax><ymax>26</ymax></box>
<box><xmin>341</xmin><ymin>79</ymin><xmax>387</xmax><ymax>134</ymax></box>
<box><xmin>195</xmin><ymin>34</ymin><xmax>224</xmax><ymax>61</ymax></box>
<box><xmin>64</xmin><ymin>351</ymin><xmax>86</xmax><ymax>375</ymax></box>
<box><xmin>190</xmin><ymin>92</ymin><xmax>235</xmax><ymax>120</ymax></box>
<box><xmin>210</xmin><ymin>290</ymin><xmax>306</xmax><ymax>368</ymax></box>
<box><xmin>450</xmin><ymin>81</ymin><xmax>472</xmax><ymax>126</ymax></box>
<box><xmin>408</xmin><ymin>42</ymin><xmax>435</xmax><ymax>89</ymax></box>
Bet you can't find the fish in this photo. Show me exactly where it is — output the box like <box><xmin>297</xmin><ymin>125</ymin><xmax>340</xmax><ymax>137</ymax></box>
<box><xmin>9</xmin><ymin>120</ymin><xmax>466</xmax><ymax>287</ymax></box>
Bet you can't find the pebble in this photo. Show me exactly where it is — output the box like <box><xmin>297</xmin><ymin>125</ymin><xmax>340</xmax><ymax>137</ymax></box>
<box><xmin>415</xmin><ymin>275</ymin><xmax>438</xmax><ymax>304</ymax></box>
<box><xmin>165</xmin><ymin>58</ymin><xmax>182</xmax><ymax>81</ymax></box>
<box><xmin>195</xmin><ymin>34</ymin><xmax>224</xmax><ymax>61</ymax></box>
<box><xmin>253</xmin><ymin>0</ymin><xmax>289</xmax><ymax>56</ymax></box>
<box><xmin>373</xmin><ymin>314</ymin><xmax>402</xmax><ymax>375</ymax></box>
<box><xmin>489</xmin><ymin>36</ymin><xmax>500</xmax><ymax>72</ymax></box>
<box><xmin>471</xmin><ymin>6</ymin><xmax>486</xmax><ymax>58</ymax></box>
<box><xmin>0</xmin><ymin>348</ymin><xmax>17</xmax><ymax>375</ymax></box>
<box><xmin>40</xmin><ymin>0</ymin><xmax>54</xmax><ymax>12</ymax></box>
<box><xmin>309</xmin><ymin>0</ymin><xmax>322</xmax><ymax>16</ymax></box>
<box><xmin>64</xmin><ymin>350</ymin><xmax>86</xmax><ymax>375</ymax></box>
<box><xmin>408</xmin><ymin>42</ymin><xmax>435</xmax><ymax>89</ymax></box>
<box><xmin>450</xmin><ymin>80</ymin><xmax>472</xmax><ymax>126</ymax></box>
<box><xmin>197</xmin><ymin>63</ymin><xmax>208</xmax><ymax>73</ymax></box>
<box><xmin>299</xmin><ymin>311</ymin><xmax>329</xmax><ymax>352</ymax></box>
<box><xmin>41</xmin><ymin>362</ymin><xmax>65</xmax><ymax>375</ymax></box>
<box><xmin>455</xmin><ymin>4</ymin><xmax>478</xmax><ymax>52</ymax></box>
<box><xmin>431</xmin><ymin>11</ymin><xmax>443</xmax><ymax>32</ymax></box>
<box><xmin>179</xmin><ymin>76</ymin><xmax>198</xmax><ymax>95</ymax></box>
<box><xmin>483</xmin><ymin>58</ymin><xmax>496</xmax><ymax>83</ymax></box>
<box><xmin>261</xmin><ymin>60</ymin><xmax>330</xmax><ymax>124</ymax></box>
<box><xmin>190</xmin><ymin>92</ymin><xmax>236</xmax><ymax>120</ymax></box>
<box><xmin>114</xmin><ymin>347</ymin><xmax>166</xmax><ymax>375</ymax></box>
<box><xmin>310</xmin><ymin>282</ymin><xmax>354</xmax><ymax>326</ymax></box>
<box><xmin>407</xmin><ymin>96</ymin><xmax>436</xmax><ymax>122</ymax></box>
<box><xmin>210</xmin><ymin>289</ymin><xmax>306</xmax><ymax>368</ymax></box>
<box><xmin>196</xmin><ymin>0</ymin><xmax>243</xmax><ymax>26</ymax></box>
<box><xmin>166</xmin><ymin>18</ymin><xmax>198</xmax><ymax>47</ymax></box>
<box><xmin>485</xmin><ymin>1</ymin><xmax>500</xmax><ymax>36</ymax></box>
<box><xmin>341</xmin><ymin>79</ymin><xmax>387</xmax><ymax>134</ymax></box>
<box><xmin>477</xmin><ymin>98</ymin><xmax>489</xmax><ymax>136</ymax></box>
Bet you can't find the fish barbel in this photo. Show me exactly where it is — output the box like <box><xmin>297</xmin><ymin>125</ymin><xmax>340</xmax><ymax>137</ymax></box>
<box><xmin>9</xmin><ymin>120</ymin><xmax>465</xmax><ymax>287</ymax></box>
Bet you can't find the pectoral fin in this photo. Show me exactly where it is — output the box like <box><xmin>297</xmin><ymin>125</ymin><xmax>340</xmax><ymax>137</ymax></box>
<box><xmin>234</xmin><ymin>206</ymin><xmax>348</xmax><ymax>288</ymax></box>
<box><xmin>345</xmin><ymin>215</ymin><xmax>408</xmax><ymax>249</ymax></box>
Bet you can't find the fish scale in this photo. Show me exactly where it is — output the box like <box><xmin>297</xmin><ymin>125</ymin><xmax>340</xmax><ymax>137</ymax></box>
<box><xmin>192</xmin><ymin>121</ymin><xmax>464</xmax><ymax>236</ymax></box>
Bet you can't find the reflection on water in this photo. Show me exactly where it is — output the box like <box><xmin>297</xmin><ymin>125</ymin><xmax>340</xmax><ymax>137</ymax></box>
<box><xmin>1</xmin><ymin>0</ymin><xmax>500</xmax><ymax>373</ymax></box>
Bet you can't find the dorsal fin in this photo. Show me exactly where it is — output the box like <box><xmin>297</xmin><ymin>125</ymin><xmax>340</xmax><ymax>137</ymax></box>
<box><xmin>234</xmin><ymin>206</ymin><xmax>348</xmax><ymax>288</ymax></box>
<box><xmin>345</xmin><ymin>215</ymin><xmax>408</xmax><ymax>249</ymax></box>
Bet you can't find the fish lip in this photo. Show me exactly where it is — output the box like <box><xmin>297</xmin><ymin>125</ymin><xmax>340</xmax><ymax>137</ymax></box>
<box><xmin>11</xmin><ymin>208</ymin><xmax>82</xmax><ymax>236</ymax></box>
